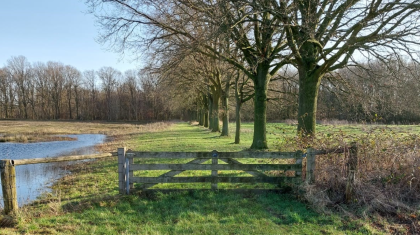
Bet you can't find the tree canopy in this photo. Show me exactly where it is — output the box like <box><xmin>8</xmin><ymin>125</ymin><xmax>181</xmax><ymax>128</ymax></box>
<box><xmin>84</xmin><ymin>0</ymin><xmax>420</xmax><ymax>145</ymax></box>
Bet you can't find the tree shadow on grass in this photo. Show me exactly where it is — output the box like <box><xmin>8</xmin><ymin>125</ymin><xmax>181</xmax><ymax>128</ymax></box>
<box><xmin>56</xmin><ymin>191</ymin><xmax>357</xmax><ymax>234</ymax></box>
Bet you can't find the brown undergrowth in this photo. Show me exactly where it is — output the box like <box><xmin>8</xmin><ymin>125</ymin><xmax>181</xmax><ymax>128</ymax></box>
<box><xmin>0</xmin><ymin>215</ymin><xmax>17</xmax><ymax>228</ymax></box>
<box><xmin>278</xmin><ymin>127</ymin><xmax>420</xmax><ymax>233</ymax></box>
<box><xmin>0</xmin><ymin>134</ymin><xmax>76</xmax><ymax>143</ymax></box>
<box><xmin>0</xmin><ymin>120</ymin><xmax>172</xmax><ymax>143</ymax></box>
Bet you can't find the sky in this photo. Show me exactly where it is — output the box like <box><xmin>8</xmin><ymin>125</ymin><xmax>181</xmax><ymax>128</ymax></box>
<box><xmin>0</xmin><ymin>0</ymin><xmax>140</xmax><ymax>72</ymax></box>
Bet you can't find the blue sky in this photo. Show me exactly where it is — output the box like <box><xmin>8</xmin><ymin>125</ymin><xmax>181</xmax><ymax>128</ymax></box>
<box><xmin>0</xmin><ymin>0</ymin><xmax>139</xmax><ymax>72</ymax></box>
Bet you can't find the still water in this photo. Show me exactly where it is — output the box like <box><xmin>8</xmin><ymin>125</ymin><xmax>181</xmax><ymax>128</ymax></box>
<box><xmin>0</xmin><ymin>134</ymin><xmax>106</xmax><ymax>207</ymax></box>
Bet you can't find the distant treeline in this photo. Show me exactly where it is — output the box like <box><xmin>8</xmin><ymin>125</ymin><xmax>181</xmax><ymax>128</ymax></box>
<box><xmin>0</xmin><ymin>56</ymin><xmax>175</xmax><ymax>121</ymax></box>
<box><xmin>1</xmin><ymin>56</ymin><xmax>419</xmax><ymax>124</ymax></box>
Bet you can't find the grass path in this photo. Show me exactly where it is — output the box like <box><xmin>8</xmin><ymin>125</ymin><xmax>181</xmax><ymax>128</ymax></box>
<box><xmin>1</xmin><ymin>121</ymin><xmax>393</xmax><ymax>234</ymax></box>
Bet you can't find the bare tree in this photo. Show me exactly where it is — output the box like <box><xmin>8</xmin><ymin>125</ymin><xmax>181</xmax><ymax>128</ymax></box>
<box><xmin>97</xmin><ymin>66</ymin><xmax>121</xmax><ymax>120</ymax></box>
<box><xmin>0</xmin><ymin>67</ymin><xmax>14</xmax><ymax>118</ymax></box>
<box><xmin>64</xmin><ymin>65</ymin><xmax>82</xmax><ymax>119</ymax></box>
<box><xmin>83</xmin><ymin>70</ymin><xmax>98</xmax><ymax>120</ymax></box>
<box><xmin>32</xmin><ymin>62</ymin><xmax>51</xmax><ymax>119</ymax></box>
<box><xmin>124</xmin><ymin>70</ymin><xmax>140</xmax><ymax>120</ymax></box>
<box><xmin>45</xmin><ymin>62</ymin><xmax>65</xmax><ymax>119</ymax></box>
<box><xmin>7</xmin><ymin>56</ymin><xmax>32</xmax><ymax>119</ymax></box>
<box><xmin>234</xmin><ymin>70</ymin><xmax>254</xmax><ymax>144</ymax></box>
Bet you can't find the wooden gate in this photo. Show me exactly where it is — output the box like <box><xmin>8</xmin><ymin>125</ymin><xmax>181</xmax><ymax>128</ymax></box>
<box><xmin>117</xmin><ymin>148</ymin><xmax>311</xmax><ymax>194</ymax></box>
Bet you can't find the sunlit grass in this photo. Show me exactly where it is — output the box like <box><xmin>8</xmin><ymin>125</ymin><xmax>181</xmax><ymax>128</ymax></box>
<box><xmin>3</xmin><ymin>120</ymin><xmax>416</xmax><ymax>234</ymax></box>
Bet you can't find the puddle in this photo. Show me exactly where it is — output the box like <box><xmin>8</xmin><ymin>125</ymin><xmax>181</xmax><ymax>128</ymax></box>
<box><xmin>0</xmin><ymin>134</ymin><xmax>106</xmax><ymax>207</ymax></box>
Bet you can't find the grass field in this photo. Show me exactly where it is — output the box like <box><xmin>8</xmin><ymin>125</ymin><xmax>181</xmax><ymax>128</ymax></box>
<box><xmin>1</xmin><ymin>120</ymin><xmax>419</xmax><ymax>234</ymax></box>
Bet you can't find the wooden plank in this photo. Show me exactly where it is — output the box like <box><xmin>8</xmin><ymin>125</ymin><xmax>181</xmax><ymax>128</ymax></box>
<box><xmin>345</xmin><ymin>142</ymin><xmax>358</xmax><ymax>203</ymax></box>
<box><xmin>130</xmin><ymin>163</ymin><xmax>302</xmax><ymax>171</ymax></box>
<box><xmin>306</xmin><ymin>148</ymin><xmax>316</xmax><ymax>184</ymax></box>
<box><xmin>295</xmin><ymin>151</ymin><xmax>304</xmax><ymax>177</ymax></box>
<box><xmin>220</xmin><ymin>158</ymin><xmax>268</xmax><ymax>177</ymax></box>
<box><xmin>141</xmin><ymin>158</ymin><xmax>209</xmax><ymax>190</ymax></box>
<box><xmin>13</xmin><ymin>153</ymin><xmax>114</xmax><ymax>166</ymax></box>
<box><xmin>131</xmin><ymin>176</ymin><xmax>296</xmax><ymax>184</ymax></box>
<box><xmin>314</xmin><ymin>147</ymin><xmax>347</xmax><ymax>155</ymax></box>
<box><xmin>1</xmin><ymin>160</ymin><xmax>18</xmax><ymax>215</ymax></box>
<box><xmin>211</xmin><ymin>151</ymin><xmax>218</xmax><ymax>190</ymax></box>
<box><xmin>118</xmin><ymin>148</ymin><xmax>126</xmax><ymax>194</ymax></box>
<box><xmin>126</xmin><ymin>152</ymin><xmax>211</xmax><ymax>159</ymax></box>
<box><xmin>138</xmin><ymin>189</ymin><xmax>289</xmax><ymax>195</ymax></box>
<box><xmin>129</xmin><ymin>157</ymin><xmax>134</xmax><ymax>190</ymax></box>
<box><xmin>126</xmin><ymin>151</ymin><xmax>300</xmax><ymax>159</ymax></box>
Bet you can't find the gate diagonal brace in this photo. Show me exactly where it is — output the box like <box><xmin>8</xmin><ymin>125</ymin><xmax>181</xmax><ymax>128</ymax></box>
<box><xmin>141</xmin><ymin>157</ymin><xmax>271</xmax><ymax>190</ymax></box>
<box><xmin>142</xmin><ymin>158</ymin><xmax>209</xmax><ymax>189</ymax></box>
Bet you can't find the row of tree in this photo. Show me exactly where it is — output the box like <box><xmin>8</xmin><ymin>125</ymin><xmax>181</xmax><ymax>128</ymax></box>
<box><xmin>1</xmin><ymin>55</ymin><xmax>420</xmax><ymax>140</ymax></box>
<box><xmin>86</xmin><ymin>0</ymin><xmax>420</xmax><ymax>148</ymax></box>
<box><xmin>0</xmin><ymin>56</ymin><xmax>173</xmax><ymax>121</ymax></box>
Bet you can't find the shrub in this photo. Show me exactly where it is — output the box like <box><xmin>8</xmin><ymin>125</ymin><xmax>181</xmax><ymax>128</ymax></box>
<box><xmin>277</xmin><ymin>128</ymin><xmax>420</xmax><ymax>216</ymax></box>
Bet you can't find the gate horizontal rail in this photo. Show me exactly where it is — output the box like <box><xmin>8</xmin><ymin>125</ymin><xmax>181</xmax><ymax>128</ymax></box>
<box><xmin>125</xmin><ymin>151</ymin><xmax>300</xmax><ymax>159</ymax></box>
<box><xmin>130</xmin><ymin>163</ymin><xmax>301</xmax><ymax>171</ymax></box>
<box><xmin>131</xmin><ymin>176</ymin><xmax>301</xmax><ymax>184</ymax></box>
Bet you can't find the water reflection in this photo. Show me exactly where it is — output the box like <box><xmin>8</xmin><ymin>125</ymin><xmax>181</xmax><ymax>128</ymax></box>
<box><xmin>0</xmin><ymin>134</ymin><xmax>106</xmax><ymax>207</ymax></box>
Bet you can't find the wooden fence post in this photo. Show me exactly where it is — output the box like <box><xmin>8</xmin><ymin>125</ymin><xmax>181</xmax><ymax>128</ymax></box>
<box><xmin>211</xmin><ymin>150</ymin><xmax>218</xmax><ymax>190</ymax></box>
<box><xmin>129</xmin><ymin>156</ymin><xmax>134</xmax><ymax>190</ymax></box>
<box><xmin>306</xmin><ymin>148</ymin><xmax>316</xmax><ymax>184</ymax></box>
<box><xmin>295</xmin><ymin>150</ymin><xmax>303</xmax><ymax>178</ymax></box>
<box><xmin>345</xmin><ymin>142</ymin><xmax>358</xmax><ymax>203</ymax></box>
<box><xmin>118</xmin><ymin>148</ymin><xmax>127</xmax><ymax>194</ymax></box>
<box><xmin>1</xmin><ymin>160</ymin><xmax>18</xmax><ymax>215</ymax></box>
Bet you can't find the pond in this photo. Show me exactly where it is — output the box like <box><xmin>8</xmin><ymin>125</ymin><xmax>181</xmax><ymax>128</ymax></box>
<box><xmin>0</xmin><ymin>134</ymin><xmax>107</xmax><ymax>207</ymax></box>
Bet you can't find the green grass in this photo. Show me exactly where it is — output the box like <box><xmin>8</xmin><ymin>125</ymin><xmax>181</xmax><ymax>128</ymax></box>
<box><xmin>4</xmin><ymin>121</ymin><xmax>412</xmax><ymax>234</ymax></box>
<box><xmin>134</xmin><ymin>122</ymin><xmax>420</xmax><ymax>151</ymax></box>
<box><xmin>15</xmin><ymin>191</ymin><xmax>372</xmax><ymax>235</ymax></box>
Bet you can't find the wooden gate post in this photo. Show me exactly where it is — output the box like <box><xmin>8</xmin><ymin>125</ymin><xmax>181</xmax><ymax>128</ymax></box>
<box><xmin>118</xmin><ymin>148</ymin><xmax>127</xmax><ymax>194</ymax></box>
<box><xmin>345</xmin><ymin>142</ymin><xmax>358</xmax><ymax>203</ymax></box>
<box><xmin>128</xmin><ymin>155</ymin><xmax>134</xmax><ymax>190</ymax></box>
<box><xmin>1</xmin><ymin>160</ymin><xmax>18</xmax><ymax>215</ymax></box>
<box><xmin>295</xmin><ymin>150</ymin><xmax>303</xmax><ymax>178</ymax></box>
<box><xmin>306</xmin><ymin>148</ymin><xmax>316</xmax><ymax>184</ymax></box>
<box><xmin>211</xmin><ymin>150</ymin><xmax>218</xmax><ymax>190</ymax></box>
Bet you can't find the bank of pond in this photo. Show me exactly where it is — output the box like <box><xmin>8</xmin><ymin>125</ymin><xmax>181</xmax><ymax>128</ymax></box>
<box><xmin>0</xmin><ymin>134</ymin><xmax>106</xmax><ymax>207</ymax></box>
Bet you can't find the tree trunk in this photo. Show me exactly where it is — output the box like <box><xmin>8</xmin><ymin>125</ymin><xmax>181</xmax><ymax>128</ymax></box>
<box><xmin>198</xmin><ymin>109</ymin><xmax>204</xmax><ymax>125</ymax></box>
<box><xmin>235</xmin><ymin>101</ymin><xmax>241</xmax><ymax>144</ymax></box>
<box><xmin>221</xmin><ymin>82</ymin><xmax>230</xmax><ymax>136</ymax></box>
<box><xmin>68</xmin><ymin>91</ymin><xmax>72</xmax><ymax>119</ymax></box>
<box><xmin>204</xmin><ymin>109</ymin><xmax>209</xmax><ymax>128</ymax></box>
<box><xmin>234</xmin><ymin>74</ymin><xmax>242</xmax><ymax>144</ymax></box>
<box><xmin>3</xmin><ymin>94</ymin><xmax>9</xmax><ymax>118</ymax></box>
<box><xmin>75</xmin><ymin>87</ymin><xmax>80</xmax><ymax>119</ymax></box>
<box><xmin>203</xmin><ymin>94</ymin><xmax>209</xmax><ymax>127</ymax></box>
<box><xmin>221</xmin><ymin>95</ymin><xmax>229</xmax><ymax>135</ymax></box>
<box><xmin>297</xmin><ymin>68</ymin><xmax>322</xmax><ymax>136</ymax></box>
<box><xmin>251</xmin><ymin>63</ymin><xmax>270</xmax><ymax>149</ymax></box>
<box><xmin>208</xmin><ymin>95</ymin><xmax>213</xmax><ymax>130</ymax></box>
<box><xmin>23</xmin><ymin>100</ymin><xmax>28</xmax><ymax>119</ymax></box>
<box><xmin>211</xmin><ymin>90</ymin><xmax>220</xmax><ymax>132</ymax></box>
